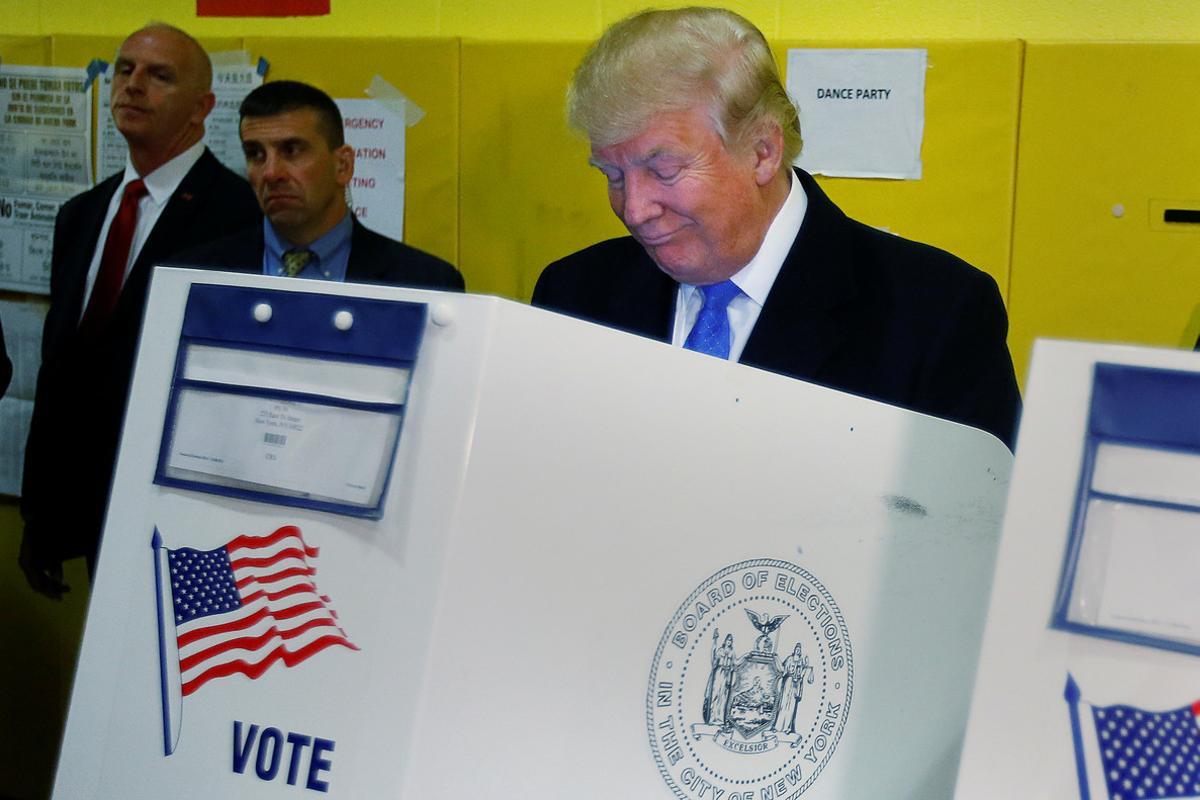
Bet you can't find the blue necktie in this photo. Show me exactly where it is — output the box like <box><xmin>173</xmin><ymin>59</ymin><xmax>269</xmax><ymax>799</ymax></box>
<box><xmin>684</xmin><ymin>280</ymin><xmax>742</xmax><ymax>359</ymax></box>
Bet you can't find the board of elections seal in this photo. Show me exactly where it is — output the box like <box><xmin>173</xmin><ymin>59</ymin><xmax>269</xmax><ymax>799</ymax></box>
<box><xmin>647</xmin><ymin>559</ymin><xmax>852</xmax><ymax>800</ymax></box>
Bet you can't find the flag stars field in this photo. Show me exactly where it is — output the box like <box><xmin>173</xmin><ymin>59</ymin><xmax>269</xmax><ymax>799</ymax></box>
<box><xmin>1085</xmin><ymin>695</ymin><xmax>1200</xmax><ymax>800</ymax></box>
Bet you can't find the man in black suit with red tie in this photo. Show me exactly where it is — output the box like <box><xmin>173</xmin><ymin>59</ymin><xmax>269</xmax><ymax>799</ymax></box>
<box><xmin>19</xmin><ymin>24</ymin><xmax>260</xmax><ymax>597</ymax></box>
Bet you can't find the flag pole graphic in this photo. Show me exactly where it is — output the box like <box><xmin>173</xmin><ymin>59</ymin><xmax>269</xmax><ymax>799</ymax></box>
<box><xmin>152</xmin><ymin>529</ymin><xmax>180</xmax><ymax>755</ymax></box>
<box><xmin>1063</xmin><ymin>673</ymin><xmax>1091</xmax><ymax>800</ymax></box>
<box><xmin>150</xmin><ymin>524</ymin><xmax>354</xmax><ymax>750</ymax></box>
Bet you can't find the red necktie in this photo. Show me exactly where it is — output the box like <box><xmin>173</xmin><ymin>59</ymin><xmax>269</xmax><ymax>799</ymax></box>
<box><xmin>80</xmin><ymin>178</ymin><xmax>148</xmax><ymax>333</ymax></box>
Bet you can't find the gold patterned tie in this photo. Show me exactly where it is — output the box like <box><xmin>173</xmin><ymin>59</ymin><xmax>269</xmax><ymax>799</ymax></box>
<box><xmin>282</xmin><ymin>248</ymin><xmax>315</xmax><ymax>277</ymax></box>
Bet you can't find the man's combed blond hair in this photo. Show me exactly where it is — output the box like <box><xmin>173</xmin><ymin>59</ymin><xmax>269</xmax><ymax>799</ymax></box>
<box><xmin>567</xmin><ymin>7</ymin><xmax>802</xmax><ymax>161</ymax></box>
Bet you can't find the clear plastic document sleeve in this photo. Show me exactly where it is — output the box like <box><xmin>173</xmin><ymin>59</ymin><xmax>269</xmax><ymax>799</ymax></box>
<box><xmin>155</xmin><ymin>283</ymin><xmax>426</xmax><ymax>518</ymax></box>
<box><xmin>1052</xmin><ymin>363</ymin><xmax>1200</xmax><ymax>655</ymax></box>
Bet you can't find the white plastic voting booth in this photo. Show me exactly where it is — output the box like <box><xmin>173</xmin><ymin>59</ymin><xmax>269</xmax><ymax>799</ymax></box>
<box><xmin>955</xmin><ymin>340</ymin><xmax>1200</xmax><ymax>800</ymax></box>
<box><xmin>55</xmin><ymin>268</ymin><xmax>1014</xmax><ymax>799</ymax></box>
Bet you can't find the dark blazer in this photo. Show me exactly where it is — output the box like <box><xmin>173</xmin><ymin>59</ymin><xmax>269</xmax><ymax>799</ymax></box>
<box><xmin>22</xmin><ymin>149</ymin><xmax>261</xmax><ymax>564</ymax></box>
<box><xmin>533</xmin><ymin>169</ymin><xmax>1021</xmax><ymax>448</ymax></box>
<box><xmin>0</xmin><ymin>316</ymin><xmax>11</xmax><ymax>399</ymax></box>
<box><xmin>173</xmin><ymin>216</ymin><xmax>465</xmax><ymax>292</ymax></box>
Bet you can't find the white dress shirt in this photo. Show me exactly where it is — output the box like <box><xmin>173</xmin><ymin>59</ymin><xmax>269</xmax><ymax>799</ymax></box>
<box><xmin>671</xmin><ymin>173</ymin><xmax>808</xmax><ymax>361</ymax></box>
<box><xmin>79</xmin><ymin>140</ymin><xmax>207</xmax><ymax>317</ymax></box>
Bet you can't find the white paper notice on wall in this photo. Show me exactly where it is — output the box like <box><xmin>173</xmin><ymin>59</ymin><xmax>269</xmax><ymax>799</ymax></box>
<box><xmin>786</xmin><ymin>48</ymin><xmax>927</xmax><ymax>180</ymax></box>
<box><xmin>0</xmin><ymin>297</ymin><xmax>47</xmax><ymax>495</ymax></box>
<box><xmin>0</xmin><ymin>65</ymin><xmax>92</xmax><ymax>294</ymax></box>
<box><xmin>335</xmin><ymin>98</ymin><xmax>406</xmax><ymax>243</ymax></box>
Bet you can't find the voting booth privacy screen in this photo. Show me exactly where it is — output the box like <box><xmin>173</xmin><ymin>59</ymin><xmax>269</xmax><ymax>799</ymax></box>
<box><xmin>955</xmin><ymin>340</ymin><xmax>1200</xmax><ymax>800</ymax></box>
<box><xmin>55</xmin><ymin>268</ymin><xmax>1012</xmax><ymax>798</ymax></box>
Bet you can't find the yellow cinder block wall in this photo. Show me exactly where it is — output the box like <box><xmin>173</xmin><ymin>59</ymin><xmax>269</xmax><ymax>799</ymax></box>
<box><xmin>10</xmin><ymin>0</ymin><xmax>1200</xmax><ymax>40</ymax></box>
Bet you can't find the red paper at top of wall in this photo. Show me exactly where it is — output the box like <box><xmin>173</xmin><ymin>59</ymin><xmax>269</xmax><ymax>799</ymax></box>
<box><xmin>197</xmin><ymin>0</ymin><xmax>329</xmax><ymax>16</ymax></box>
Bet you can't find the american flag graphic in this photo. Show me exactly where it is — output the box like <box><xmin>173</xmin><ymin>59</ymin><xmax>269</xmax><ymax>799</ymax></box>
<box><xmin>162</xmin><ymin>525</ymin><xmax>357</xmax><ymax>697</ymax></box>
<box><xmin>1065</xmin><ymin>675</ymin><xmax>1200</xmax><ymax>800</ymax></box>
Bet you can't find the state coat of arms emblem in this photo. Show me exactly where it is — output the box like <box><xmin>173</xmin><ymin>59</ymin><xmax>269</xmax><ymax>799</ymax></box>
<box><xmin>647</xmin><ymin>559</ymin><xmax>852</xmax><ymax>799</ymax></box>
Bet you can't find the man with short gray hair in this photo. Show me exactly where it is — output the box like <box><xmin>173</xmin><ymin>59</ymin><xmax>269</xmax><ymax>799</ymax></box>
<box><xmin>534</xmin><ymin>7</ymin><xmax>1020</xmax><ymax>448</ymax></box>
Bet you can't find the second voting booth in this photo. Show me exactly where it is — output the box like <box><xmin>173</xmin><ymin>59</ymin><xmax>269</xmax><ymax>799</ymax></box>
<box><xmin>53</xmin><ymin>269</ymin><xmax>1012</xmax><ymax>798</ymax></box>
<box><xmin>955</xmin><ymin>340</ymin><xmax>1200</xmax><ymax>799</ymax></box>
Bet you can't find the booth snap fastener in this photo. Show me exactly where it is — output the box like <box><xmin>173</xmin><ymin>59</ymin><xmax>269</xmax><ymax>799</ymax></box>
<box><xmin>252</xmin><ymin>302</ymin><xmax>272</xmax><ymax>323</ymax></box>
<box><xmin>431</xmin><ymin>303</ymin><xmax>455</xmax><ymax>327</ymax></box>
<box><xmin>333</xmin><ymin>310</ymin><xmax>354</xmax><ymax>331</ymax></box>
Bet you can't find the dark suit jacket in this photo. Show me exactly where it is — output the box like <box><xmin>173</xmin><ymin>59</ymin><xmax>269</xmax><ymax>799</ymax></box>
<box><xmin>172</xmin><ymin>216</ymin><xmax>465</xmax><ymax>292</ymax></box>
<box><xmin>22</xmin><ymin>148</ymin><xmax>260</xmax><ymax>564</ymax></box>
<box><xmin>533</xmin><ymin>169</ymin><xmax>1021</xmax><ymax>448</ymax></box>
<box><xmin>0</xmin><ymin>316</ymin><xmax>11</xmax><ymax>399</ymax></box>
